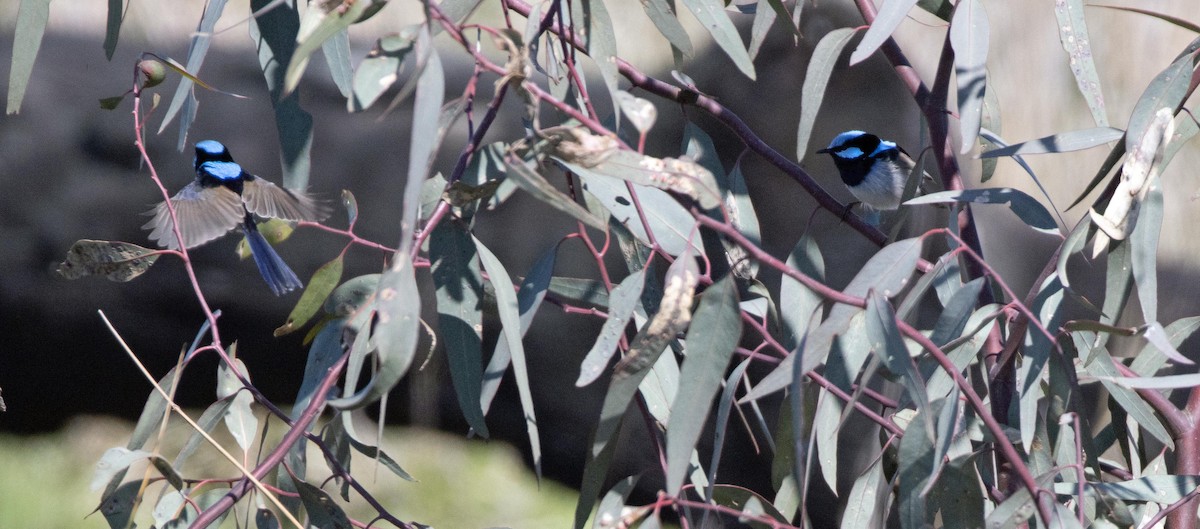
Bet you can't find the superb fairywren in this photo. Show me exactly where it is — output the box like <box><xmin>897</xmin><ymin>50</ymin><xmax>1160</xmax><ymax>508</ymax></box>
<box><xmin>144</xmin><ymin>140</ymin><xmax>329</xmax><ymax>295</ymax></box>
<box><xmin>817</xmin><ymin>130</ymin><xmax>916</xmax><ymax>211</ymax></box>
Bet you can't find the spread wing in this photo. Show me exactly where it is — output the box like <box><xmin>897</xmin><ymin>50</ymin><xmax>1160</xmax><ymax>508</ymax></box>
<box><xmin>241</xmin><ymin>176</ymin><xmax>330</xmax><ymax>222</ymax></box>
<box><xmin>143</xmin><ymin>182</ymin><xmax>244</xmax><ymax>250</ymax></box>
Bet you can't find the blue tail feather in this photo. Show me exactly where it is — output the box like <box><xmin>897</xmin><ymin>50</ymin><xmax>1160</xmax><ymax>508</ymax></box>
<box><xmin>243</xmin><ymin>223</ymin><xmax>302</xmax><ymax>296</ymax></box>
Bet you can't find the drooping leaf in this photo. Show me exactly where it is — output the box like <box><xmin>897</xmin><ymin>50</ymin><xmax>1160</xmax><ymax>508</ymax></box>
<box><xmin>906</xmin><ymin>188</ymin><xmax>1059</xmax><ymax>234</ymax></box>
<box><xmin>158</xmin><ymin>0</ymin><xmax>228</xmax><ymax>144</ymax></box>
<box><xmin>474</xmin><ymin>236</ymin><xmax>541</xmax><ymax>468</ymax></box>
<box><xmin>431</xmin><ymin>221</ymin><xmax>488</xmax><ymax>437</ymax></box>
<box><xmin>779</xmin><ymin>234</ymin><xmax>825</xmax><ymax>350</ymax></box>
<box><xmin>149</xmin><ymin>455</ymin><xmax>185</xmax><ymax>490</ymax></box>
<box><xmin>840</xmin><ymin>453</ymin><xmax>887</xmax><ymax>528</ymax></box>
<box><xmin>747</xmin><ymin>0</ymin><xmax>776</xmax><ymax>61</ymax></box>
<box><xmin>680</xmin><ymin>0</ymin><xmax>756</xmax><ymax>78</ymax></box>
<box><xmin>482</xmin><ymin>244</ymin><xmax>558</xmax><ymax>413</ymax></box>
<box><xmin>275</xmin><ymin>256</ymin><xmax>345</xmax><ymax>336</ymax></box>
<box><xmin>1054</xmin><ymin>0</ymin><xmax>1109</xmax><ymax>126</ymax></box>
<box><xmin>950</xmin><ymin>0</ymin><xmax>989</xmax><ymax>154</ymax></box>
<box><xmin>850</xmin><ymin>0</ymin><xmax>918</xmax><ymax>65</ymax></box>
<box><xmin>866</xmin><ymin>291</ymin><xmax>931</xmax><ymax>433</ymax></box>
<box><xmin>321</xmin><ymin>29</ymin><xmax>353</xmax><ymax>98</ymax></box>
<box><xmin>797</xmin><ymin>28</ymin><xmax>857</xmax><ymax>162</ymax></box>
<box><xmin>103</xmin><ymin>0</ymin><xmax>123</xmax><ymax>60</ymax></box>
<box><xmin>1130</xmin><ymin>174</ymin><xmax>1163</xmax><ymax>324</ymax></box>
<box><xmin>216</xmin><ymin>357</ymin><xmax>258</xmax><ymax>451</ymax></box>
<box><xmin>56</xmin><ymin>240</ymin><xmax>160</xmax><ymax>282</ymax></box>
<box><xmin>665</xmin><ymin>275</ymin><xmax>741</xmax><ymax>494</ymax></box>
<box><xmin>593</xmin><ymin>474</ymin><xmax>640</xmax><ymax>529</ymax></box>
<box><xmin>897</xmin><ymin>409</ymin><xmax>935</xmax><ymax>528</ymax></box>
<box><xmin>577</xmin><ymin>270</ymin><xmax>647</xmax><ymax>387</ymax></box>
<box><xmin>7</xmin><ymin>0</ymin><xmax>52</xmax><ymax>114</ymax></box>
<box><xmin>503</xmin><ymin>155</ymin><xmax>609</xmax><ymax>232</ymax></box>
<box><xmin>707</xmin><ymin>358</ymin><xmax>753</xmax><ymax>500</ymax></box>
<box><xmin>570</xmin><ymin>0</ymin><xmax>620</xmax><ymax>121</ymax></box>
<box><xmin>640</xmin><ymin>0</ymin><xmax>694</xmax><ymax>58</ymax></box>
<box><xmin>249</xmin><ymin>0</ymin><xmax>314</xmax><ymax>189</ymax></box>
<box><xmin>173</xmin><ymin>396</ymin><xmax>235</xmax><ymax>470</ymax></box>
<box><xmin>578</xmin><ymin>165</ymin><xmax>704</xmax><ymax>256</ymax></box>
<box><xmin>1125</xmin><ymin>38</ymin><xmax>1198</xmax><ymax>155</ymax></box>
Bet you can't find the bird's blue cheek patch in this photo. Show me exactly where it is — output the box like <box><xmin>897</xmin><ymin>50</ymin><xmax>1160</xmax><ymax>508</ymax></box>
<box><xmin>201</xmin><ymin>161</ymin><xmax>243</xmax><ymax>181</ymax></box>
<box><xmin>836</xmin><ymin>147</ymin><xmax>865</xmax><ymax>159</ymax></box>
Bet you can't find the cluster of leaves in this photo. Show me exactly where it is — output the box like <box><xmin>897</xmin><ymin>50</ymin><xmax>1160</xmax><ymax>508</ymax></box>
<box><xmin>13</xmin><ymin>0</ymin><xmax>1200</xmax><ymax>526</ymax></box>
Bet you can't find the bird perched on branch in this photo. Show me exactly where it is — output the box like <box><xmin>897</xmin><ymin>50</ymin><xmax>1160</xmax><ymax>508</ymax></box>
<box><xmin>818</xmin><ymin>130</ymin><xmax>919</xmax><ymax>211</ymax></box>
<box><xmin>144</xmin><ymin>140</ymin><xmax>329</xmax><ymax>295</ymax></box>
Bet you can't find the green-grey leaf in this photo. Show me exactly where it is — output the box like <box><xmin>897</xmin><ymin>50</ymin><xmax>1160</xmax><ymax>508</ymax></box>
<box><xmin>640</xmin><ymin>0</ymin><xmax>693</xmax><ymax>58</ymax></box>
<box><xmin>7</xmin><ymin>0</ymin><xmax>52</xmax><ymax>114</ymax></box>
<box><xmin>104</xmin><ymin>0</ymin><xmax>123</xmax><ymax>60</ymax></box>
<box><xmin>1130</xmin><ymin>174</ymin><xmax>1162</xmax><ymax>324</ymax></box>
<box><xmin>980</xmin><ymin>127</ymin><xmax>1123</xmax><ymax>157</ymax></box>
<box><xmin>897</xmin><ymin>409</ymin><xmax>935</xmax><ymax>528</ymax></box>
<box><xmin>950</xmin><ymin>0</ymin><xmax>989</xmax><ymax>154</ymax></box>
<box><xmin>1125</xmin><ymin>40</ymin><xmax>1196</xmax><ymax>154</ymax></box>
<box><xmin>594</xmin><ymin>474</ymin><xmax>639</xmax><ymax>529</ymax></box>
<box><xmin>906</xmin><ymin>188</ymin><xmax>1058</xmax><ymax>234</ymax></box>
<box><xmin>840</xmin><ymin>454</ymin><xmax>887</xmax><ymax>528</ymax></box>
<box><xmin>680</xmin><ymin>0</ymin><xmax>756</xmax><ymax>78</ymax></box>
<box><xmin>1131</xmin><ymin>316</ymin><xmax>1200</xmax><ymax>376</ymax></box>
<box><xmin>577</xmin><ymin>270</ymin><xmax>647</xmax><ymax>386</ymax></box>
<box><xmin>294</xmin><ymin>479</ymin><xmax>353</xmax><ymax>529</ymax></box>
<box><xmin>1054</xmin><ymin>0</ymin><xmax>1108</xmax><ymax>126</ymax></box>
<box><xmin>481</xmin><ymin>243</ymin><xmax>557</xmax><ymax>415</ymax></box>
<box><xmin>328</xmin><ymin>259</ymin><xmax>419</xmax><ymax>410</ymax></box>
<box><xmin>159</xmin><ymin>0</ymin><xmax>227</xmax><ymax>141</ymax></box>
<box><xmin>779</xmin><ymin>234</ymin><xmax>824</xmax><ymax>350</ymax></box>
<box><xmin>665</xmin><ymin>275</ymin><xmax>740</xmax><ymax>494</ymax></box>
<box><xmin>216</xmin><ymin>358</ymin><xmax>257</xmax><ymax>451</ymax></box>
<box><xmin>504</xmin><ymin>156</ymin><xmax>609</xmax><ymax>232</ymax></box>
<box><xmin>850</xmin><ymin>0</ymin><xmax>918</xmax><ymax>65</ymax></box>
<box><xmin>866</xmin><ymin>291</ymin><xmax>931</xmax><ymax>432</ymax></box>
<box><xmin>350</xmin><ymin>29</ymin><xmax>418</xmax><ymax>112</ymax></box>
<box><xmin>431</xmin><ymin>222</ymin><xmax>488</xmax><ymax>437</ymax></box>
<box><xmin>747</xmin><ymin>0</ymin><xmax>776</xmax><ymax>61</ymax></box>
<box><xmin>91</xmin><ymin>448</ymin><xmax>151</xmax><ymax>492</ymax></box>
<box><xmin>572</xmin><ymin>0</ymin><xmax>620</xmax><ymax>122</ymax></box>
<box><xmin>286</xmin><ymin>0</ymin><xmax>376</xmax><ymax>96</ymax></box>
<box><xmin>474</xmin><ymin>236</ymin><xmax>541</xmax><ymax>470</ymax></box>
<box><xmin>249</xmin><ymin>0</ymin><xmax>314</xmax><ymax>189</ymax></box>
<box><xmin>321</xmin><ymin>29</ymin><xmax>353</xmax><ymax>98</ymax></box>
<box><xmin>797</xmin><ymin>28</ymin><xmax>857</xmax><ymax>162</ymax></box>
<box><xmin>1052</xmin><ymin>476</ymin><xmax>1200</xmax><ymax>502</ymax></box>
<box><xmin>579</xmin><ymin>170</ymin><xmax>703</xmax><ymax>256</ymax></box>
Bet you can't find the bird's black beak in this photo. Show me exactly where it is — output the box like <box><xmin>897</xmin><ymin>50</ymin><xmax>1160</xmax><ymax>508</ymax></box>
<box><xmin>816</xmin><ymin>148</ymin><xmax>831</xmax><ymax>154</ymax></box>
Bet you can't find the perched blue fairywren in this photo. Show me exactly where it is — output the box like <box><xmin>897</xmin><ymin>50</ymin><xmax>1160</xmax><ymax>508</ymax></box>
<box><xmin>144</xmin><ymin>140</ymin><xmax>329</xmax><ymax>295</ymax></box>
<box><xmin>817</xmin><ymin>130</ymin><xmax>916</xmax><ymax>211</ymax></box>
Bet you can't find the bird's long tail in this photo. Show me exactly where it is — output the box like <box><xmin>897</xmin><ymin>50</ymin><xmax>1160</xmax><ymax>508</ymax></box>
<box><xmin>242</xmin><ymin>216</ymin><xmax>302</xmax><ymax>296</ymax></box>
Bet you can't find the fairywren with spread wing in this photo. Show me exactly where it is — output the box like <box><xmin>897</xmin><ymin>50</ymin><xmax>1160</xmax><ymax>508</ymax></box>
<box><xmin>817</xmin><ymin>130</ymin><xmax>916</xmax><ymax>211</ymax></box>
<box><xmin>144</xmin><ymin>140</ymin><xmax>329</xmax><ymax>295</ymax></box>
